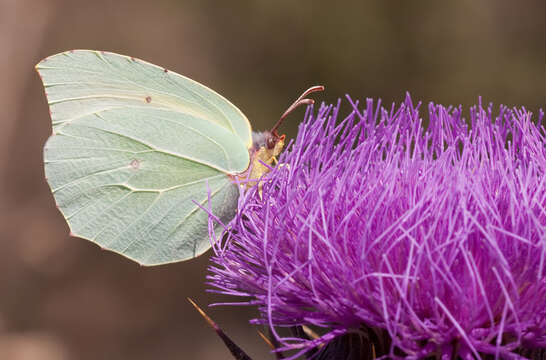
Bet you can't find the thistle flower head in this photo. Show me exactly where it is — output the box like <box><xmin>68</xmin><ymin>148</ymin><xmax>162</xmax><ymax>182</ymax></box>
<box><xmin>208</xmin><ymin>94</ymin><xmax>546</xmax><ymax>359</ymax></box>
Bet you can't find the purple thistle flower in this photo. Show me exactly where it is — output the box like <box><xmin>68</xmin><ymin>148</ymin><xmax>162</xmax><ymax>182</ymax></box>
<box><xmin>207</xmin><ymin>94</ymin><xmax>546</xmax><ymax>359</ymax></box>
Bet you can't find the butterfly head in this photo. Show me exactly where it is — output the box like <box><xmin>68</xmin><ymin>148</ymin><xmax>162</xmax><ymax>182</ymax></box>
<box><xmin>251</xmin><ymin>130</ymin><xmax>285</xmax><ymax>158</ymax></box>
<box><xmin>239</xmin><ymin>86</ymin><xmax>324</xmax><ymax>188</ymax></box>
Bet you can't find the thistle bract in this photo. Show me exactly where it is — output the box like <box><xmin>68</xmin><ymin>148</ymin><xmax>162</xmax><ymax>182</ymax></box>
<box><xmin>208</xmin><ymin>94</ymin><xmax>546</xmax><ymax>359</ymax></box>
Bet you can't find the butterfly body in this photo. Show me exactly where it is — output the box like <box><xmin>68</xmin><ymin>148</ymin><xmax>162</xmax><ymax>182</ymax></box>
<box><xmin>238</xmin><ymin>131</ymin><xmax>285</xmax><ymax>188</ymax></box>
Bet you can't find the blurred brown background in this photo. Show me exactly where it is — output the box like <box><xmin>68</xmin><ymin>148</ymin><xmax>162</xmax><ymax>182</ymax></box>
<box><xmin>1</xmin><ymin>0</ymin><xmax>545</xmax><ymax>359</ymax></box>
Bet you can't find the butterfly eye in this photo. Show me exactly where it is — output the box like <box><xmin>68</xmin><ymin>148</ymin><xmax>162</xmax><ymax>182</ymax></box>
<box><xmin>266</xmin><ymin>136</ymin><xmax>276</xmax><ymax>149</ymax></box>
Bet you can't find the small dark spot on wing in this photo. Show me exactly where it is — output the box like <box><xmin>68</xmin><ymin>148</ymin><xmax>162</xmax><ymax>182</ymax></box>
<box><xmin>130</xmin><ymin>159</ymin><xmax>141</xmax><ymax>170</ymax></box>
<box><xmin>145</xmin><ymin>96</ymin><xmax>152</xmax><ymax>103</ymax></box>
<box><xmin>163</xmin><ymin>68</ymin><xmax>168</xmax><ymax>73</ymax></box>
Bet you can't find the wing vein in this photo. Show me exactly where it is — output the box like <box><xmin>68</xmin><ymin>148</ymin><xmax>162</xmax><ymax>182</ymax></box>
<box><xmin>143</xmin><ymin>182</ymin><xmax>229</xmax><ymax>263</ymax></box>
<box><xmin>99</xmin><ymin>192</ymin><xmax>163</xmax><ymax>246</ymax></box>
<box><xmin>151</xmin><ymin>113</ymin><xmax>231</xmax><ymax>169</ymax></box>
<box><xmin>43</xmin><ymin>55</ymin><xmax>240</xmax><ymax>136</ymax></box>
<box><xmin>71</xmin><ymin>123</ymin><xmax>230</xmax><ymax>173</ymax></box>
<box><xmin>95</xmin><ymin>53</ymin><xmax>235</xmax><ymax>132</ymax></box>
<box><xmin>116</xmin><ymin>178</ymin><xmax>227</xmax><ymax>256</ymax></box>
<box><xmin>51</xmin><ymin>164</ymin><xmax>131</xmax><ymax>193</ymax></box>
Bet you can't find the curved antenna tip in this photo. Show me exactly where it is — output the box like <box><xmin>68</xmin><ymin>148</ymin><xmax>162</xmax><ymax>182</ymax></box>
<box><xmin>271</xmin><ymin>85</ymin><xmax>325</xmax><ymax>135</ymax></box>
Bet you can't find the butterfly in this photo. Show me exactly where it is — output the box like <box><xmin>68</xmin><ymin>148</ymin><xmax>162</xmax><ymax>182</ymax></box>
<box><xmin>36</xmin><ymin>50</ymin><xmax>323</xmax><ymax>265</ymax></box>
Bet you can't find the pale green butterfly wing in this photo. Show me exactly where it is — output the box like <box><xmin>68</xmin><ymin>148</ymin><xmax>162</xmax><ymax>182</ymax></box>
<box><xmin>37</xmin><ymin>50</ymin><xmax>251</xmax><ymax>265</ymax></box>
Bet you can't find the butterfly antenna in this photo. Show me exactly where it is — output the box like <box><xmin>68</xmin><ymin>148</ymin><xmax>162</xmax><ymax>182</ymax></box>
<box><xmin>270</xmin><ymin>85</ymin><xmax>325</xmax><ymax>136</ymax></box>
